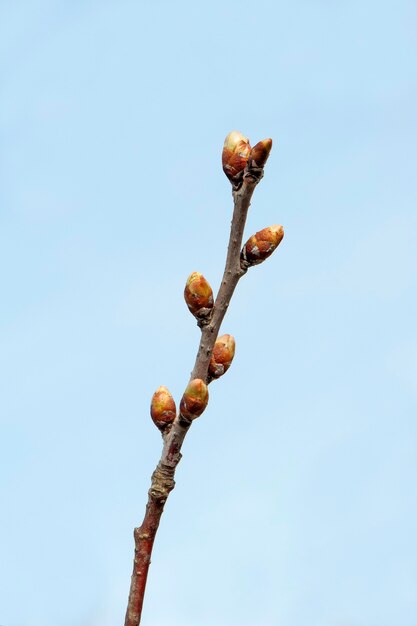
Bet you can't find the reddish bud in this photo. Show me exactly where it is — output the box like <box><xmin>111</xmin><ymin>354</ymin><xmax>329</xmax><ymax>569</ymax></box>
<box><xmin>209</xmin><ymin>334</ymin><xmax>236</xmax><ymax>380</ymax></box>
<box><xmin>180</xmin><ymin>379</ymin><xmax>209</xmax><ymax>420</ymax></box>
<box><xmin>241</xmin><ymin>225</ymin><xmax>284</xmax><ymax>267</ymax></box>
<box><xmin>184</xmin><ymin>272</ymin><xmax>214</xmax><ymax>319</ymax></box>
<box><xmin>222</xmin><ymin>130</ymin><xmax>251</xmax><ymax>183</ymax></box>
<box><xmin>150</xmin><ymin>386</ymin><xmax>176</xmax><ymax>431</ymax></box>
<box><xmin>249</xmin><ymin>138</ymin><xmax>273</xmax><ymax>168</ymax></box>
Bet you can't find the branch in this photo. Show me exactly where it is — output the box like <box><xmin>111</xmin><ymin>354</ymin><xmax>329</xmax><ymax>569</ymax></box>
<box><xmin>191</xmin><ymin>175</ymin><xmax>258</xmax><ymax>381</ymax></box>
<box><xmin>124</xmin><ymin>132</ymin><xmax>281</xmax><ymax>626</ymax></box>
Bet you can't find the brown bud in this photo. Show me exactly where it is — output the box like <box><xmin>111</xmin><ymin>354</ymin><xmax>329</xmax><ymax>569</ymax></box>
<box><xmin>180</xmin><ymin>379</ymin><xmax>209</xmax><ymax>420</ymax></box>
<box><xmin>222</xmin><ymin>130</ymin><xmax>251</xmax><ymax>183</ymax></box>
<box><xmin>249</xmin><ymin>138</ymin><xmax>272</xmax><ymax>168</ymax></box>
<box><xmin>184</xmin><ymin>272</ymin><xmax>214</xmax><ymax>320</ymax></box>
<box><xmin>241</xmin><ymin>225</ymin><xmax>284</xmax><ymax>268</ymax></box>
<box><xmin>150</xmin><ymin>386</ymin><xmax>176</xmax><ymax>431</ymax></box>
<box><xmin>209</xmin><ymin>334</ymin><xmax>236</xmax><ymax>380</ymax></box>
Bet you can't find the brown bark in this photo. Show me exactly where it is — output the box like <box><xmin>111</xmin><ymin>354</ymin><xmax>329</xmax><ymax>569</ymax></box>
<box><xmin>124</xmin><ymin>168</ymin><xmax>262</xmax><ymax>626</ymax></box>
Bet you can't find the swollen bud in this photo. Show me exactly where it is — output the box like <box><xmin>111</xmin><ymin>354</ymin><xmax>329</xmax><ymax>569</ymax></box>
<box><xmin>222</xmin><ymin>131</ymin><xmax>251</xmax><ymax>184</ymax></box>
<box><xmin>180</xmin><ymin>379</ymin><xmax>209</xmax><ymax>420</ymax></box>
<box><xmin>184</xmin><ymin>272</ymin><xmax>214</xmax><ymax>320</ymax></box>
<box><xmin>150</xmin><ymin>386</ymin><xmax>176</xmax><ymax>431</ymax></box>
<box><xmin>241</xmin><ymin>225</ymin><xmax>284</xmax><ymax>268</ymax></box>
<box><xmin>209</xmin><ymin>334</ymin><xmax>236</xmax><ymax>380</ymax></box>
<box><xmin>249</xmin><ymin>138</ymin><xmax>272</xmax><ymax>168</ymax></box>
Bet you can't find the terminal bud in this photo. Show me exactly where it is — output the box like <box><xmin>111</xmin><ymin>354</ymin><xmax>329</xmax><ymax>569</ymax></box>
<box><xmin>184</xmin><ymin>272</ymin><xmax>214</xmax><ymax>320</ymax></box>
<box><xmin>150</xmin><ymin>386</ymin><xmax>176</xmax><ymax>431</ymax></box>
<box><xmin>209</xmin><ymin>334</ymin><xmax>236</xmax><ymax>380</ymax></box>
<box><xmin>222</xmin><ymin>131</ymin><xmax>251</xmax><ymax>184</ymax></box>
<box><xmin>241</xmin><ymin>225</ymin><xmax>284</xmax><ymax>268</ymax></box>
<box><xmin>180</xmin><ymin>379</ymin><xmax>209</xmax><ymax>420</ymax></box>
<box><xmin>249</xmin><ymin>138</ymin><xmax>272</xmax><ymax>168</ymax></box>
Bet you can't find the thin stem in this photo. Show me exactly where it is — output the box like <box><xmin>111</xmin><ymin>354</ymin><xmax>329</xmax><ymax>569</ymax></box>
<box><xmin>124</xmin><ymin>171</ymin><xmax>260</xmax><ymax>626</ymax></box>
<box><xmin>191</xmin><ymin>175</ymin><xmax>258</xmax><ymax>381</ymax></box>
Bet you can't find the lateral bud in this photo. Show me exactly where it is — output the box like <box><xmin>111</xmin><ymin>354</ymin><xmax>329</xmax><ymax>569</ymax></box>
<box><xmin>180</xmin><ymin>379</ymin><xmax>209</xmax><ymax>420</ymax></box>
<box><xmin>249</xmin><ymin>138</ymin><xmax>273</xmax><ymax>169</ymax></box>
<box><xmin>150</xmin><ymin>386</ymin><xmax>176</xmax><ymax>431</ymax></box>
<box><xmin>222</xmin><ymin>130</ymin><xmax>251</xmax><ymax>186</ymax></box>
<box><xmin>208</xmin><ymin>334</ymin><xmax>236</xmax><ymax>380</ymax></box>
<box><xmin>184</xmin><ymin>272</ymin><xmax>214</xmax><ymax>321</ymax></box>
<box><xmin>241</xmin><ymin>225</ymin><xmax>284</xmax><ymax>269</ymax></box>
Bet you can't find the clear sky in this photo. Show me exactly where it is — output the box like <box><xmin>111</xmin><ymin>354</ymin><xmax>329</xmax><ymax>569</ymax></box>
<box><xmin>1</xmin><ymin>2</ymin><xmax>416</xmax><ymax>625</ymax></box>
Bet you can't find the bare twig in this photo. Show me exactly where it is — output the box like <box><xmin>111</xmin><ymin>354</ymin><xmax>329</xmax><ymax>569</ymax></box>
<box><xmin>124</xmin><ymin>135</ymin><xmax>279</xmax><ymax>626</ymax></box>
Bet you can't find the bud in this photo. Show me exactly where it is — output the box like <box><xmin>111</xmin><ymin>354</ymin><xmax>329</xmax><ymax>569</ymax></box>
<box><xmin>150</xmin><ymin>386</ymin><xmax>176</xmax><ymax>431</ymax></box>
<box><xmin>222</xmin><ymin>131</ymin><xmax>251</xmax><ymax>183</ymax></box>
<box><xmin>180</xmin><ymin>379</ymin><xmax>209</xmax><ymax>420</ymax></box>
<box><xmin>209</xmin><ymin>334</ymin><xmax>236</xmax><ymax>380</ymax></box>
<box><xmin>249</xmin><ymin>138</ymin><xmax>272</xmax><ymax>168</ymax></box>
<box><xmin>184</xmin><ymin>272</ymin><xmax>214</xmax><ymax>320</ymax></box>
<box><xmin>241</xmin><ymin>225</ymin><xmax>284</xmax><ymax>267</ymax></box>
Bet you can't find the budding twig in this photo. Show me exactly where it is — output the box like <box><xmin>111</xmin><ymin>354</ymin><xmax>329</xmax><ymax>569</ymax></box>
<box><xmin>124</xmin><ymin>131</ymin><xmax>281</xmax><ymax>626</ymax></box>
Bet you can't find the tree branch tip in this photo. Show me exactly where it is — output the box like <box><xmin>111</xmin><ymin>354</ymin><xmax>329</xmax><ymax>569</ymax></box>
<box><xmin>223</xmin><ymin>131</ymin><xmax>273</xmax><ymax>187</ymax></box>
<box><xmin>125</xmin><ymin>128</ymin><xmax>280</xmax><ymax>626</ymax></box>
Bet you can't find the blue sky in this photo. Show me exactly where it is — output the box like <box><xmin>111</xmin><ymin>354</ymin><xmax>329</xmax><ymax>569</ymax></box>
<box><xmin>1</xmin><ymin>2</ymin><xmax>416</xmax><ymax>625</ymax></box>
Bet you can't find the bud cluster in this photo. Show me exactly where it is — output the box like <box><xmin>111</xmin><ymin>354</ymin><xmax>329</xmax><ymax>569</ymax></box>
<box><xmin>222</xmin><ymin>131</ymin><xmax>273</xmax><ymax>188</ymax></box>
<box><xmin>150</xmin><ymin>378</ymin><xmax>210</xmax><ymax>432</ymax></box>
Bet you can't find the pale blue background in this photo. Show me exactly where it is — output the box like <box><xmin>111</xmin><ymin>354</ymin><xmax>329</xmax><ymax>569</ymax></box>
<box><xmin>1</xmin><ymin>2</ymin><xmax>416</xmax><ymax>625</ymax></box>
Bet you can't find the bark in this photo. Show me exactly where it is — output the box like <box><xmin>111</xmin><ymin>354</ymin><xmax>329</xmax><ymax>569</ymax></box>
<box><xmin>124</xmin><ymin>168</ymin><xmax>262</xmax><ymax>626</ymax></box>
